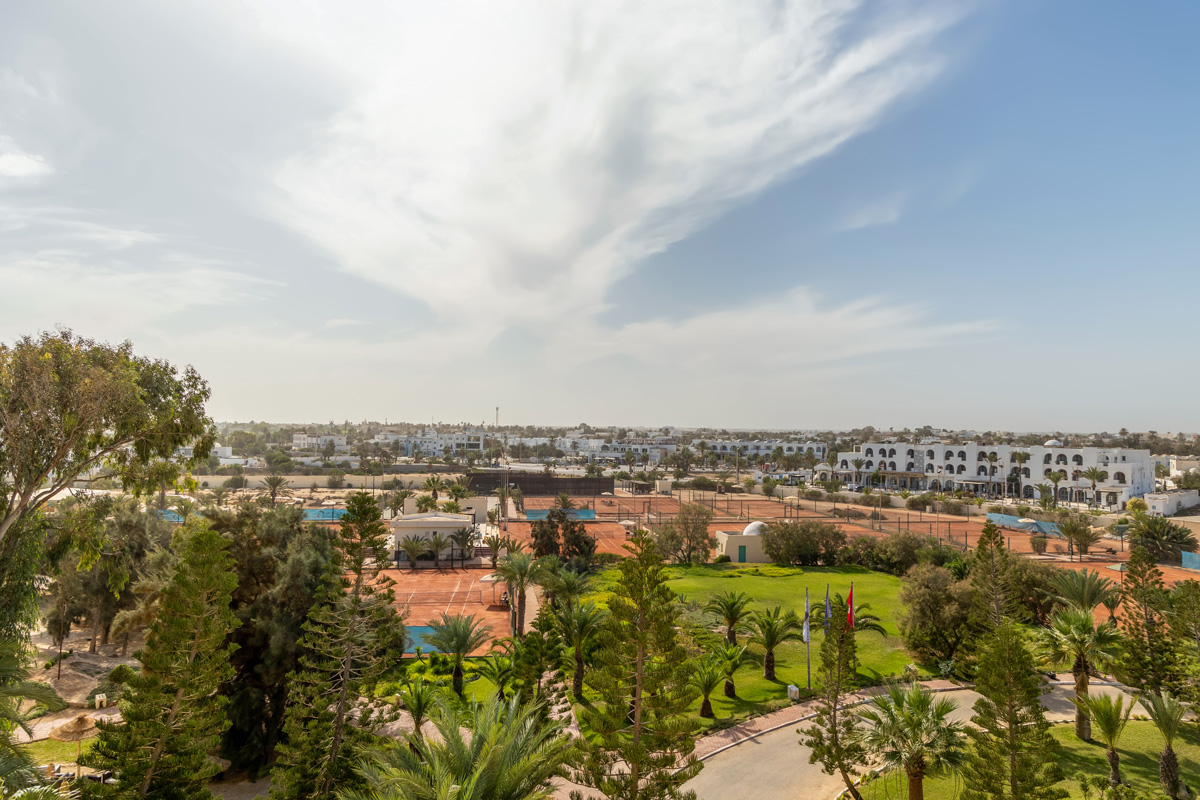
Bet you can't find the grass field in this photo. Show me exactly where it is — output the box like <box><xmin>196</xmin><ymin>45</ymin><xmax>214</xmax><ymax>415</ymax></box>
<box><xmin>587</xmin><ymin>563</ymin><xmax>918</xmax><ymax>731</ymax></box>
<box><xmin>25</xmin><ymin>737</ymin><xmax>92</xmax><ymax>766</ymax></box>
<box><xmin>864</xmin><ymin>721</ymin><xmax>1200</xmax><ymax>800</ymax></box>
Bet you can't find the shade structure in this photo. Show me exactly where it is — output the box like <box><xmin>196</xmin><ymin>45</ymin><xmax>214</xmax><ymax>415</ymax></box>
<box><xmin>49</xmin><ymin>713</ymin><xmax>98</xmax><ymax>779</ymax></box>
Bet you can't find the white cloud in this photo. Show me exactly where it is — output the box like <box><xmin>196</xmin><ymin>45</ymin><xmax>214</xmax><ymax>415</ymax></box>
<box><xmin>322</xmin><ymin>317</ymin><xmax>367</xmax><ymax>329</ymax></box>
<box><xmin>0</xmin><ymin>136</ymin><xmax>52</xmax><ymax>177</ymax></box>
<box><xmin>837</xmin><ymin>192</ymin><xmax>907</xmax><ymax>230</ymax></box>
<box><xmin>251</xmin><ymin>0</ymin><xmax>958</xmax><ymax>337</ymax></box>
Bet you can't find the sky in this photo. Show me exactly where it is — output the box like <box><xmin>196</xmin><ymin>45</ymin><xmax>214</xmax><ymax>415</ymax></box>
<box><xmin>2</xmin><ymin>1</ymin><xmax>1197</xmax><ymax>432</ymax></box>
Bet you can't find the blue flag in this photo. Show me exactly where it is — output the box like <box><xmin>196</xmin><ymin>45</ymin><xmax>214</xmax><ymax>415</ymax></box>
<box><xmin>824</xmin><ymin>584</ymin><xmax>831</xmax><ymax>633</ymax></box>
<box><xmin>803</xmin><ymin>587</ymin><xmax>810</xmax><ymax>644</ymax></box>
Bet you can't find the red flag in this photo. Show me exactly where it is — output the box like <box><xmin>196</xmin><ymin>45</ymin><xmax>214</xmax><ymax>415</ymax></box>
<box><xmin>847</xmin><ymin>583</ymin><xmax>855</xmax><ymax>628</ymax></box>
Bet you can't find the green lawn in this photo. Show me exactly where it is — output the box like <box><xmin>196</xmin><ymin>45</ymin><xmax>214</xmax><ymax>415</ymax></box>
<box><xmin>25</xmin><ymin>737</ymin><xmax>92</xmax><ymax>766</ymax></box>
<box><xmin>587</xmin><ymin>563</ymin><xmax>920</xmax><ymax>731</ymax></box>
<box><xmin>865</xmin><ymin>721</ymin><xmax>1200</xmax><ymax>800</ymax></box>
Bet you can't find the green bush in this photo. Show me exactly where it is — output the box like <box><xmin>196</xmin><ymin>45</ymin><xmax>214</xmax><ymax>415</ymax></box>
<box><xmin>832</xmin><ymin>508</ymin><xmax>866</xmax><ymax>519</ymax></box>
<box><xmin>803</xmin><ymin>489</ymin><xmax>824</xmax><ymax>501</ymax></box>
<box><xmin>1030</xmin><ymin>536</ymin><xmax>1048</xmax><ymax>555</ymax></box>
<box><xmin>591</xmin><ymin>552</ymin><xmax>622</xmax><ymax>566</ymax></box>
<box><xmin>1016</xmin><ymin>504</ymin><xmax>1032</xmax><ymax>517</ymax></box>
<box><xmin>713</xmin><ymin>554</ymin><xmax>731</xmax><ymax>563</ymax></box>
<box><xmin>939</xmin><ymin>500</ymin><xmax>965</xmax><ymax>516</ymax></box>
<box><xmin>906</xmin><ymin>495</ymin><xmax>930</xmax><ymax>511</ymax></box>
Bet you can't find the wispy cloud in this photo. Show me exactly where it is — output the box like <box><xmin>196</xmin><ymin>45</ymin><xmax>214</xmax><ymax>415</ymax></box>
<box><xmin>837</xmin><ymin>192</ymin><xmax>907</xmax><ymax>231</ymax></box>
<box><xmin>0</xmin><ymin>135</ymin><xmax>52</xmax><ymax>178</ymax></box>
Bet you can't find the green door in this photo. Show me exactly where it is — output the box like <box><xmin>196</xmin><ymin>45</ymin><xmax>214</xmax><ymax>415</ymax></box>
<box><xmin>738</xmin><ymin>545</ymin><xmax>746</xmax><ymax>563</ymax></box>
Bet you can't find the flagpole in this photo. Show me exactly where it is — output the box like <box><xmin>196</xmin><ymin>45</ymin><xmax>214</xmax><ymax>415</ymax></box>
<box><xmin>805</xmin><ymin>586</ymin><xmax>811</xmax><ymax>690</ymax></box>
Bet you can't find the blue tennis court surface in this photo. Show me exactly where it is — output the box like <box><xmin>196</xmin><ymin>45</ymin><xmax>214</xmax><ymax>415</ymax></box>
<box><xmin>303</xmin><ymin>508</ymin><xmax>347</xmax><ymax>521</ymax></box>
<box><xmin>408</xmin><ymin>625</ymin><xmax>438</xmax><ymax>653</ymax></box>
<box><xmin>525</xmin><ymin>509</ymin><xmax>597</xmax><ymax>521</ymax></box>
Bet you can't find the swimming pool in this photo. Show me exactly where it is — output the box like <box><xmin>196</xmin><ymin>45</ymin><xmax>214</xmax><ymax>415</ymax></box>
<box><xmin>525</xmin><ymin>509</ymin><xmax>597</xmax><ymax>521</ymax></box>
<box><xmin>407</xmin><ymin>625</ymin><xmax>439</xmax><ymax>653</ymax></box>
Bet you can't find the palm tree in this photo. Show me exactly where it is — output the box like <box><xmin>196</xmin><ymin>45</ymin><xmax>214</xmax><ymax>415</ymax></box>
<box><xmin>555</xmin><ymin>601</ymin><xmax>606</xmax><ymax>700</ymax></box>
<box><xmin>260</xmin><ymin>474</ymin><xmax>292</xmax><ymax>508</ymax></box>
<box><xmin>852</xmin><ymin>458</ymin><xmax>865</xmax><ymax>484</ymax></box>
<box><xmin>441</xmin><ymin>500</ymin><xmax>463</xmax><ymax>514</ymax></box>
<box><xmin>415</xmin><ymin>494</ymin><xmax>438</xmax><ymax>513</ymax></box>
<box><xmin>424</xmin><ymin>613</ymin><xmax>493</xmax><ymax>697</ymax></box>
<box><xmin>496</xmin><ymin>551</ymin><xmax>538</xmax><ymax>636</ymax></box>
<box><xmin>1010</xmin><ymin>450</ymin><xmax>1030</xmax><ymax>501</ymax></box>
<box><xmin>1036</xmin><ymin>608</ymin><xmax>1122</xmax><ymax>740</ymax></box>
<box><xmin>691</xmin><ymin>656</ymin><xmax>724</xmax><ymax>718</ymax></box>
<box><xmin>717</xmin><ymin>642</ymin><xmax>747</xmax><ymax>699</ymax></box>
<box><xmin>422</xmin><ymin>475</ymin><xmax>445</xmax><ymax>501</ymax></box>
<box><xmin>1080</xmin><ymin>467</ymin><xmax>1109</xmax><ymax>507</ymax></box>
<box><xmin>1078</xmin><ymin>693</ymin><xmax>1131</xmax><ymax>787</ymax></box>
<box><xmin>399</xmin><ymin>535</ymin><xmax>427</xmax><ymax>572</ymax></box>
<box><xmin>1129</xmin><ymin>513</ymin><xmax>1198</xmax><ymax>563</ymax></box>
<box><xmin>855</xmin><ymin>682</ymin><xmax>966</xmax><ymax>800</ymax></box>
<box><xmin>1034</xmin><ymin>483</ymin><xmax>1053</xmax><ymax>508</ymax></box>
<box><xmin>394</xmin><ymin>678</ymin><xmax>439</xmax><ymax>745</ymax></box>
<box><xmin>748</xmin><ymin>606</ymin><xmax>804</xmax><ymax>681</ymax></box>
<box><xmin>704</xmin><ymin>591</ymin><xmax>752</xmax><ymax>645</ymax></box>
<box><xmin>428</xmin><ymin>532</ymin><xmax>451</xmax><ymax>570</ymax></box>
<box><xmin>170</xmin><ymin>497</ymin><xmax>199</xmax><ymax>522</ymax></box>
<box><xmin>446</xmin><ymin>481</ymin><xmax>470</xmax><ymax>502</ymax></box>
<box><xmin>1049</xmin><ymin>470</ymin><xmax>1067</xmax><ymax>507</ymax></box>
<box><xmin>1051</xmin><ymin>568</ymin><xmax>1117</xmax><ymax>613</ymax></box>
<box><xmin>1140</xmin><ymin>691</ymin><xmax>1186</xmax><ymax>798</ymax></box>
<box><xmin>553</xmin><ymin>493</ymin><xmax>575</xmax><ymax>510</ymax></box>
<box><xmin>387</xmin><ymin>489</ymin><xmax>413</xmax><ymax>517</ymax></box>
<box><xmin>985</xmin><ymin>452</ymin><xmax>1000</xmax><ymax>498</ymax></box>
<box><xmin>482</xmin><ymin>534</ymin><xmax>506</xmax><ymax>569</ymax></box>
<box><xmin>450</xmin><ymin>528</ymin><xmax>475</xmax><ymax>565</ymax></box>
<box><xmin>345</xmin><ymin>695</ymin><xmax>571</xmax><ymax>800</ymax></box>
<box><xmin>1059</xmin><ymin>515</ymin><xmax>1104</xmax><ymax>559</ymax></box>
<box><xmin>0</xmin><ymin>638</ymin><xmax>67</xmax><ymax>790</ymax></box>
<box><xmin>509</xmin><ymin>486</ymin><xmax>524</xmax><ymax>513</ymax></box>
<box><xmin>474</xmin><ymin>653</ymin><xmax>515</xmax><ymax>700</ymax></box>
<box><xmin>207</xmin><ymin>486</ymin><xmax>230</xmax><ymax>508</ymax></box>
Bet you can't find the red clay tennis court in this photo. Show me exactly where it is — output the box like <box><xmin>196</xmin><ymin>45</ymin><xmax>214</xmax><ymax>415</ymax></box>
<box><xmin>378</xmin><ymin>568</ymin><xmax>511</xmax><ymax>648</ymax></box>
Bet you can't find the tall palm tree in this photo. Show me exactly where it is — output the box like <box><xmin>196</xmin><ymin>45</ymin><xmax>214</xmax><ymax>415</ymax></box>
<box><xmin>482</xmin><ymin>534</ymin><xmax>506</xmax><ymax>570</ymax></box>
<box><xmin>394</xmin><ymin>678</ymin><xmax>439</xmax><ymax>745</ymax></box>
<box><xmin>855</xmin><ymin>682</ymin><xmax>966</xmax><ymax>800</ymax></box>
<box><xmin>1008</xmin><ymin>450</ymin><xmax>1029</xmax><ymax>500</ymax></box>
<box><xmin>399</xmin><ymin>535</ymin><xmax>427</xmax><ymax>572</ymax></box>
<box><xmin>387</xmin><ymin>489</ymin><xmax>413</xmax><ymax>517</ymax></box>
<box><xmin>496</xmin><ymin>551</ymin><xmax>538</xmax><ymax>636</ymax></box>
<box><xmin>170</xmin><ymin>497</ymin><xmax>199</xmax><ymax>522</ymax></box>
<box><xmin>1049</xmin><ymin>470</ymin><xmax>1067</xmax><ymax>507</ymax></box>
<box><xmin>1051</xmin><ymin>568</ymin><xmax>1117</xmax><ymax>613</ymax></box>
<box><xmin>450</xmin><ymin>528</ymin><xmax>475</xmax><ymax>564</ymax></box>
<box><xmin>691</xmin><ymin>656</ymin><xmax>724</xmax><ymax>719</ymax></box>
<box><xmin>422</xmin><ymin>475</ymin><xmax>445</xmax><ymax>501</ymax></box>
<box><xmin>424</xmin><ymin>613</ymin><xmax>493</xmax><ymax>697</ymax></box>
<box><xmin>851</xmin><ymin>458</ymin><xmax>865</xmax><ymax>485</ymax></box>
<box><xmin>415</xmin><ymin>495</ymin><xmax>438</xmax><ymax>513</ymax></box>
<box><xmin>474</xmin><ymin>654</ymin><xmax>515</xmax><ymax>700</ymax></box>
<box><xmin>446</xmin><ymin>482</ymin><xmax>470</xmax><ymax>502</ymax></box>
<box><xmin>985</xmin><ymin>452</ymin><xmax>1000</xmax><ymax>498</ymax></box>
<box><xmin>717</xmin><ymin>642</ymin><xmax>747</xmax><ymax>699</ymax></box>
<box><xmin>206</xmin><ymin>486</ymin><xmax>230</xmax><ymax>508</ymax></box>
<box><xmin>1034</xmin><ymin>483</ymin><xmax>1053</xmax><ymax>508</ymax></box>
<box><xmin>555</xmin><ymin>601</ymin><xmax>606</xmax><ymax>699</ymax></box>
<box><xmin>509</xmin><ymin>486</ymin><xmax>524</xmax><ymax>513</ymax></box>
<box><xmin>704</xmin><ymin>590</ymin><xmax>752</xmax><ymax>645</ymax></box>
<box><xmin>748</xmin><ymin>606</ymin><xmax>804</xmax><ymax>681</ymax></box>
<box><xmin>1140</xmin><ymin>691</ymin><xmax>1186</xmax><ymax>799</ymax></box>
<box><xmin>1080</xmin><ymin>467</ymin><xmax>1109</xmax><ymax>507</ymax></box>
<box><xmin>1059</xmin><ymin>515</ymin><xmax>1103</xmax><ymax>559</ymax></box>
<box><xmin>428</xmin><ymin>532</ymin><xmax>451</xmax><ymax>570</ymax></box>
<box><xmin>1129</xmin><ymin>513</ymin><xmax>1198</xmax><ymax>563</ymax></box>
<box><xmin>1078</xmin><ymin>693</ymin><xmax>1131</xmax><ymax>787</ymax></box>
<box><xmin>552</xmin><ymin>493</ymin><xmax>575</xmax><ymax>510</ymax></box>
<box><xmin>260</xmin><ymin>474</ymin><xmax>292</xmax><ymax>508</ymax></box>
<box><xmin>1036</xmin><ymin>608</ymin><xmax>1122</xmax><ymax>740</ymax></box>
<box><xmin>0</xmin><ymin>638</ymin><xmax>67</xmax><ymax>790</ymax></box>
<box><xmin>345</xmin><ymin>695</ymin><xmax>571</xmax><ymax>800</ymax></box>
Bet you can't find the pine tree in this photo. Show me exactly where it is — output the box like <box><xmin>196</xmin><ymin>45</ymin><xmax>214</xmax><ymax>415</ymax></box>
<box><xmin>573</xmin><ymin>534</ymin><xmax>701</xmax><ymax>800</ymax></box>
<box><xmin>971</xmin><ymin>520</ymin><xmax>1013</xmax><ymax>627</ymax></box>
<box><xmin>1117</xmin><ymin>546</ymin><xmax>1184</xmax><ymax>698</ymax></box>
<box><xmin>960</xmin><ymin>622</ymin><xmax>1066</xmax><ymax>800</ymax></box>
<box><xmin>270</xmin><ymin>492</ymin><xmax>406</xmax><ymax>800</ymax></box>
<box><xmin>802</xmin><ymin>595</ymin><xmax>866</xmax><ymax>800</ymax></box>
<box><xmin>80</xmin><ymin>519</ymin><xmax>238</xmax><ymax>800</ymax></box>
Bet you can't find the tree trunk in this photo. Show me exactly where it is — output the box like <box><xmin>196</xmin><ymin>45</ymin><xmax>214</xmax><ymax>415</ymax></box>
<box><xmin>1073</xmin><ymin>661</ymin><xmax>1091</xmax><ymax>740</ymax></box>
<box><xmin>700</xmin><ymin>696</ymin><xmax>713</xmax><ymax>718</ymax></box>
<box><xmin>724</xmin><ymin>679</ymin><xmax>736</xmax><ymax>699</ymax></box>
<box><xmin>764</xmin><ymin>650</ymin><xmax>775</xmax><ymax>681</ymax></box>
<box><xmin>516</xmin><ymin>589</ymin><xmax>527</xmax><ymax>636</ymax></box>
<box><xmin>89</xmin><ymin>609</ymin><xmax>101</xmax><ymax>654</ymax></box>
<box><xmin>1106</xmin><ymin>748</ymin><xmax>1121</xmax><ymax>787</ymax></box>
<box><xmin>908</xmin><ymin>767</ymin><xmax>925</xmax><ymax>800</ymax></box>
<box><xmin>453</xmin><ymin>664</ymin><xmax>464</xmax><ymax>697</ymax></box>
<box><xmin>573</xmin><ymin>650</ymin><xmax>584</xmax><ymax>700</ymax></box>
<box><xmin>726</xmin><ymin>626</ymin><xmax>736</xmax><ymax>645</ymax></box>
<box><xmin>1160</xmin><ymin>744</ymin><xmax>1179</xmax><ymax>799</ymax></box>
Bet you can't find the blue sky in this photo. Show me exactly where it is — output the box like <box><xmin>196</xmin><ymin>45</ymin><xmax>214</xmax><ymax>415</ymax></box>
<box><xmin>1</xmin><ymin>1</ymin><xmax>1196</xmax><ymax>430</ymax></box>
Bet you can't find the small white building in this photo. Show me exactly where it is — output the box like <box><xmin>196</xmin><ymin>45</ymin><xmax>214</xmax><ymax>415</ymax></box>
<box><xmin>715</xmin><ymin>521</ymin><xmax>770</xmax><ymax>564</ymax></box>
<box><xmin>292</xmin><ymin>433</ymin><xmax>348</xmax><ymax>452</ymax></box>
<box><xmin>1144</xmin><ymin>490</ymin><xmax>1200</xmax><ymax>517</ymax></box>
<box><xmin>389</xmin><ymin>512</ymin><xmax>475</xmax><ymax>565</ymax></box>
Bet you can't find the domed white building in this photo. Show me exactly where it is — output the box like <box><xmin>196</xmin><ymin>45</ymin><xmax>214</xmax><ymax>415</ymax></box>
<box><xmin>715</xmin><ymin>520</ymin><xmax>769</xmax><ymax>563</ymax></box>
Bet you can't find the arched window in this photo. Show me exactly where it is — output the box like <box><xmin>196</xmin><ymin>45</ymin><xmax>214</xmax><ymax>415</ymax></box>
<box><xmin>865</xmin><ymin>461</ymin><xmax>873</xmax><ymax>470</ymax></box>
<box><xmin>958</xmin><ymin>450</ymin><xmax>967</xmax><ymax>460</ymax></box>
<box><xmin>977</xmin><ymin>452</ymin><xmax>987</xmax><ymax>461</ymax></box>
<box><xmin>1072</xmin><ymin>469</ymin><xmax>1081</xmax><ymax>480</ymax></box>
<box><xmin>840</xmin><ymin>460</ymin><xmax>848</xmax><ymax>468</ymax></box>
<box><xmin>957</xmin><ymin>465</ymin><xmax>965</xmax><ymax>474</ymax></box>
<box><xmin>1044</xmin><ymin>468</ymin><xmax>1053</xmax><ymax>477</ymax></box>
<box><xmin>1022</xmin><ymin>467</ymin><xmax>1030</xmax><ymax>478</ymax></box>
<box><xmin>989</xmin><ymin>451</ymin><xmax>998</xmax><ymax>460</ymax></box>
<box><xmin>890</xmin><ymin>461</ymin><xmax>897</xmax><ymax>471</ymax></box>
<box><xmin>977</xmin><ymin>466</ymin><xmax>988</xmax><ymax>476</ymax></box>
<box><xmin>1043</xmin><ymin>454</ymin><xmax>1052</xmax><ymax>464</ymax></box>
<box><xmin>889</xmin><ymin>448</ymin><xmax>897</xmax><ymax>458</ymax></box>
<box><xmin>926</xmin><ymin>465</ymin><xmax>935</xmax><ymax>474</ymax></box>
<box><xmin>926</xmin><ymin>449</ymin><xmax>935</xmax><ymax>459</ymax></box>
<box><xmin>1056</xmin><ymin>454</ymin><xmax>1068</xmax><ymax>465</ymax></box>
<box><xmin>1072</xmin><ymin>454</ymin><xmax>1083</xmax><ymax>466</ymax></box>
<box><xmin>907</xmin><ymin>449</ymin><xmax>914</xmax><ymax>458</ymax></box>
<box><xmin>865</xmin><ymin>448</ymin><xmax>874</xmax><ymax>457</ymax></box>
<box><xmin>1114</xmin><ymin>472</ymin><xmax>1126</xmax><ymax>484</ymax></box>
<box><xmin>945</xmin><ymin>452</ymin><xmax>953</xmax><ymax>461</ymax></box>
<box><xmin>906</xmin><ymin>462</ymin><xmax>915</xmax><ymax>472</ymax></box>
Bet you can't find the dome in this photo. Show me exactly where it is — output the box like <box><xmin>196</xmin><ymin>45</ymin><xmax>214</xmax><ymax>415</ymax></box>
<box><xmin>743</xmin><ymin>521</ymin><xmax>767</xmax><ymax>536</ymax></box>
<box><xmin>1043</xmin><ymin>439</ymin><xmax>1063</xmax><ymax>447</ymax></box>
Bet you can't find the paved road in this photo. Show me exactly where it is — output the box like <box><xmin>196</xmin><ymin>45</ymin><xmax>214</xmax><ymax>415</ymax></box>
<box><xmin>685</xmin><ymin>683</ymin><xmax>1139</xmax><ymax>800</ymax></box>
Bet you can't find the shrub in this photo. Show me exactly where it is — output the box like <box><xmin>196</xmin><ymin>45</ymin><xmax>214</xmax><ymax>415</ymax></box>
<box><xmin>591</xmin><ymin>552</ymin><xmax>622</xmax><ymax>566</ymax></box>
<box><xmin>713</xmin><ymin>554</ymin><xmax>731</xmax><ymax>563</ymax></box>
<box><xmin>1125</xmin><ymin>497</ymin><xmax>1148</xmax><ymax>513</ymax></box>
<box><xmin>832</xmin><ymin>508</ymin><xmax>866</xmax><ymax>520</ymax></box>
<box><xmin>988</xmin><ymin>505</ymin><xmax>1004</xmax><ymax>515</ymax></box>
<box><xmin>1029</xmin><ymin>535</ymin><xmax>1048</xmax><ymax>555</ymax></box>
<box><xmin>689</xmin><ymin>476</ymin><xmax>718</xmax><ymax>491</ymax></box>
<box><xmin>906</xmin><ymin>495</ymin><xmax>931</xmax><ymax>511</ymax></box>
<box><xmin>837</xmin><ymin>536</ymin><xmax>880</xmax><ymax>568</ymax></box>
<box><xmin>1016</xmin><ymin>505</ymin><xmax>1032</xmax><ymax>517</ymax></box>
<box><xmin>828</xmin><ymin>493</ymin><xmax>851</xmax><ymax>504</ymax></box>
<box><xmin>877</xmin><ymin>531</ymin><xmax>937</xmax><ymax>575</ymax></box>
<box><xmin>803</xmin><ymin>489</ymin><xmax>824</xmax><ymax>501</ymax></box>
<box><xmin>939</xmin><ymin>500</ymin><xmax>965</xmax><ymax>516</ymax></box>
<box><xmin>761</xmin><ymin>520</ymin><xmax>845</xmax><ymax>566</ymax></box>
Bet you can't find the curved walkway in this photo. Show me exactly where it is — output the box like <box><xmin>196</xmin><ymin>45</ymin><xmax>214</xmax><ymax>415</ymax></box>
<box><xmin>685</xmin><ymin>677</ymin><xmax>1140</xmax><ymax>800</ymax></box>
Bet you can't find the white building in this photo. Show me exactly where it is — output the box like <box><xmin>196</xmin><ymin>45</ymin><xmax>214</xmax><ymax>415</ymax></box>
<box><xmin>839</xmin><ymin>440</ymin><xmax>1153</xmax><ymax>508</ymax></box>
<box><xmin>371</xmin><ymin>428</ymin><xmax>484</xmax><ymax>457</ymax></box>
<box><xmin>702</xmin><ymin>440</ymin><xmax>827</xmax><ymax>461</ymax></box>
<box><xmin>1144</xmin><ymin>489</ymin><xmax>1200</xmax><ymax>517</ymax></box>
<box><xmin>715</xmin><ymin>521</ymin><xmax>771</xmax><ymax>563</ymax></box>
<box><xmin>388</xmin><ymin>512</ymin><xmax>475</xmax><ymax>565</ymax></box>
<box><xmin>292</xmin><ymin>433</ymin><xmax>348</xmax><ymax>451</ymax></box>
